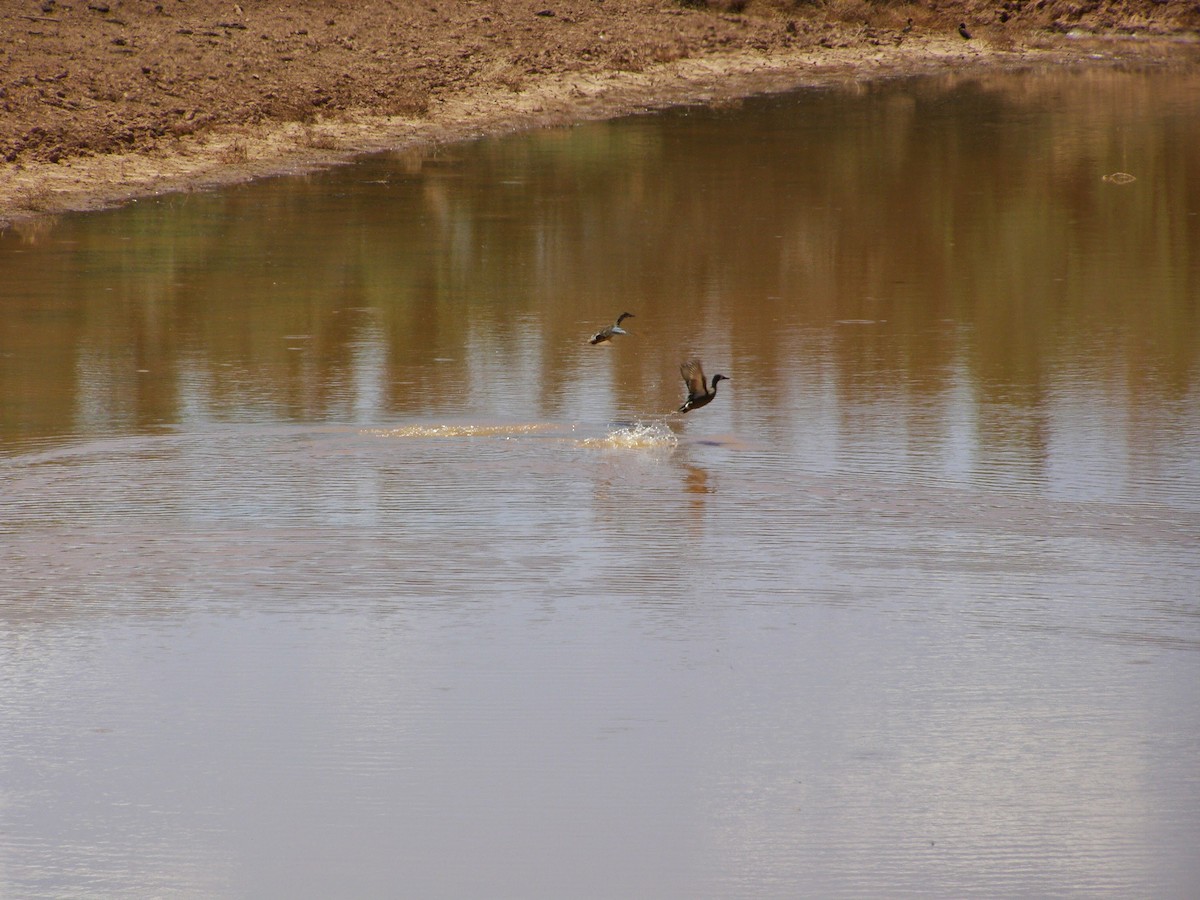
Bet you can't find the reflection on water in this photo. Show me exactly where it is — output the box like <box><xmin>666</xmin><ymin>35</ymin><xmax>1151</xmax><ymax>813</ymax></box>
<box><xmin>2</xmin><ymin>67</ymin><xmax>1199</xmax><ymax>898</ymax></box>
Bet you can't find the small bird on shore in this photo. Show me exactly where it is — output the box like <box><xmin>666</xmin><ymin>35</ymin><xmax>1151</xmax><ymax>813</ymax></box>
<box><xmin>589</xmin><ymin>312</ymin><xmax>634</xmax><ymax>345</ymax></box>
<box><xmin>958</xmin><ymin>22</ymin><xmax>973</xmax><ymax>40</ymax></box>
<box><xmin>678</xmin><ymin>359</ymin><xmax>728</xmax><ymax>414</ymax></box>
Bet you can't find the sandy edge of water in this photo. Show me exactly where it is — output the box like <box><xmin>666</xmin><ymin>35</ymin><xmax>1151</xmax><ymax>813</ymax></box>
<box><xmin>2</xmin><ymin>33</ymin><xmax>1196</xmax><ymax>232</ymax></box>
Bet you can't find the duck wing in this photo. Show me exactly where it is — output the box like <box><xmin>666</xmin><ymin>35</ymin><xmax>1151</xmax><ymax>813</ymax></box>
<box><xmin>680</xmin><ymin>359</ymin><xmax>708</xmax><ymax>399</ymax></box>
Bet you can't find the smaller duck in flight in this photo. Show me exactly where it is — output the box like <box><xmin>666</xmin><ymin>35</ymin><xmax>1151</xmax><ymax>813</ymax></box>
<box><xmin>589</xmin><ymin>312</ymin><xmax>635</xmax><ymax>345</ymax></box>
<box><xmin>678</xmin><ymin>359</ymin><xmax>729</xmax><ymax>414</ymax></box>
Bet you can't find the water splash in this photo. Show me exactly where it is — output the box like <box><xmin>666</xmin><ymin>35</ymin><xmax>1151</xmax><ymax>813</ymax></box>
<box><xmin>578</xmin><ymin>422</ymin><xmax>678</xmax><ymax>451</ymax></box>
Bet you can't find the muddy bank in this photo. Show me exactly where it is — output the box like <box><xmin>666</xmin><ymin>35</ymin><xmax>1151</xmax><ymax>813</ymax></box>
<box><xmin>2</xmin><ymin>0</ymin><xmax>1197</xmax><ymax>229</ymax></box>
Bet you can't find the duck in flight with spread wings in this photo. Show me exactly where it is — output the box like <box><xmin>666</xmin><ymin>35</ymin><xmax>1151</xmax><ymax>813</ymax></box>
<box><xmin>678</xmin><ymin>359</ymin><xmax>729</xmax><ymax>413</ymax></box>
<box><xmin>588</xmin><ymin>312</ymin><xmax>635</xmax><ymax>345</ymax></box>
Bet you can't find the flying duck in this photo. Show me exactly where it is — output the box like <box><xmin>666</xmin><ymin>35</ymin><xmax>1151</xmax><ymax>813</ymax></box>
<box><xmin>589</xmin><ymin>312</ymin><xmax>634</xmax><ymax>345</ymax></box>
<box><xmin>678</xmin><ymin>359</ymin><xmax>728</xmax><ymax>414</ymax></box>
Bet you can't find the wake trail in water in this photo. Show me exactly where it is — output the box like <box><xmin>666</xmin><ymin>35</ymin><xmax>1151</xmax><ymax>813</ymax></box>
<box><xmin>364</xmin><ymin>420</ymin><xmax>680</xmax><ymax>451</ymax></box>
<box><xmin>364</xmin><ymin>423</ymin><xmax>565</xmax><ymax>439</ymax></box>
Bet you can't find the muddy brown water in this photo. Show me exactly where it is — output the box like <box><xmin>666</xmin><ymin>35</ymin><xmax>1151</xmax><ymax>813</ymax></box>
<box><xmin>2</xmin><ymin>69</ymin><xmax>1199</xmax><ymax>898</ymax></box>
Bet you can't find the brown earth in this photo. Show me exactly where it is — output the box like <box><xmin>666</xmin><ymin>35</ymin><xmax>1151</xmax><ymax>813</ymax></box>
<box><xmin>2</xmin><ymin>0</ymin><xmax>1198</xmax><ymax>229</ymax></box>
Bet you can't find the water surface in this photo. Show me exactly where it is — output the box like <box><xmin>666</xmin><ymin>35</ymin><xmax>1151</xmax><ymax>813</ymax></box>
<box><xmin>2</xmin><ymin>67</ymin><xmax>1199</xmax><ymax>898</ymax></box>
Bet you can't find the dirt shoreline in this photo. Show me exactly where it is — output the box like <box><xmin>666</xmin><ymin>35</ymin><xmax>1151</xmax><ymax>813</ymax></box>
<box><xmin>2</xmin><ymin>1</ymin><xmax>1197</xmax><ymax>231</ymax></box>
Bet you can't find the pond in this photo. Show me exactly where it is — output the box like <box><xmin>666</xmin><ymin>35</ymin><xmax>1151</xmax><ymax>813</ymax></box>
<box><xmin>1</xmin><ymin>66</ymin><xmax>1198</xmax><ymax>898</ymax></box>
